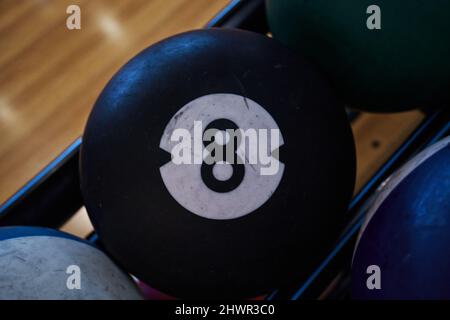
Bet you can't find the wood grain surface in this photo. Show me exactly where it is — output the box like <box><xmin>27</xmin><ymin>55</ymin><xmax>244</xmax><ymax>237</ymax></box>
<box><xmin>0</xmin><ymin>0</ymin><xmax>231</xmax><ymax>205</ymax></box>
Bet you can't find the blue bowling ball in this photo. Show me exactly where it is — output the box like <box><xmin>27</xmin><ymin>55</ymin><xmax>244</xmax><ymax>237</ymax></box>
<box><xmin>352</xmin><ymin>136</ymin><xmax>450</xmax><ymax>299</ymax></box>
<box><xmin>0</xmin><ymin>226</ymin><xmax>143</xmax><ymax>300</ymax></box>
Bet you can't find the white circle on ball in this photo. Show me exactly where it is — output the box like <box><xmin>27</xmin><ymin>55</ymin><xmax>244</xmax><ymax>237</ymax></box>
<box><xmin>212</xmin><ymin>161</ymin><xmax>233</xmax><ymax>181</ymax></box>
<box><xmin>159</xmin><ymin>93</ymin><xmax>285</xmax><ymax>220</ymax></box>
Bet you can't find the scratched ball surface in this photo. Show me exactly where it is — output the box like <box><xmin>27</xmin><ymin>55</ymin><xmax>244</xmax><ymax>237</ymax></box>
<box><xmin>80</xmin><ymin>28</ymin><xmax>356</xmax><ymax>298</ymax></box>
<box><xmin>266</xmin><ymin>0</ymin><xmax>450</xmax><ymax>111</ymax></box>
<box><xmin>0</xmin><ymin>227</ymin><xmax>142</xmax><ymax>300</ymax></box>
<box><xmin>352</xmin><ymin>136</ymin><xmax>450</xmax><ymax>299</ymax></box>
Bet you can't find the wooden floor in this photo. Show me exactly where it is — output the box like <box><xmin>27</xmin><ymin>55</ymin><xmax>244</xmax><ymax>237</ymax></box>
<box><xmin>1</xmin><ymin>1</ymin><xmax>425</xmax><ymax>237</ymax></box>
<box><xmin>0</xmin><ymin>0</ymin><xmax>230</xmax><ymax>204</ymax></box>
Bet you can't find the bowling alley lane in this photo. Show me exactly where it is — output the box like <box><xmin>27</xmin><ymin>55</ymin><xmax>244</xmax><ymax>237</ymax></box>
<box><xmin>0</xmin><ymin>0</ymin><xmax>230</xmax><ymax>206</ymax></box>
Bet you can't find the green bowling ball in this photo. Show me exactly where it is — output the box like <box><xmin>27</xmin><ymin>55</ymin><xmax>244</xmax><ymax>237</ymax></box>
<box><xmin>266</xmin><ymin>0</ymin><xmax>450</xmax><ymax>112</ymax></box>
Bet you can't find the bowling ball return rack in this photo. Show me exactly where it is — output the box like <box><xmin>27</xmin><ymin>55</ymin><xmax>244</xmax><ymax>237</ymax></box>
<box><xmin>0</xmin><ymin>0</ymin><xmax>449</xmax><ymax>300</ymax></box>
